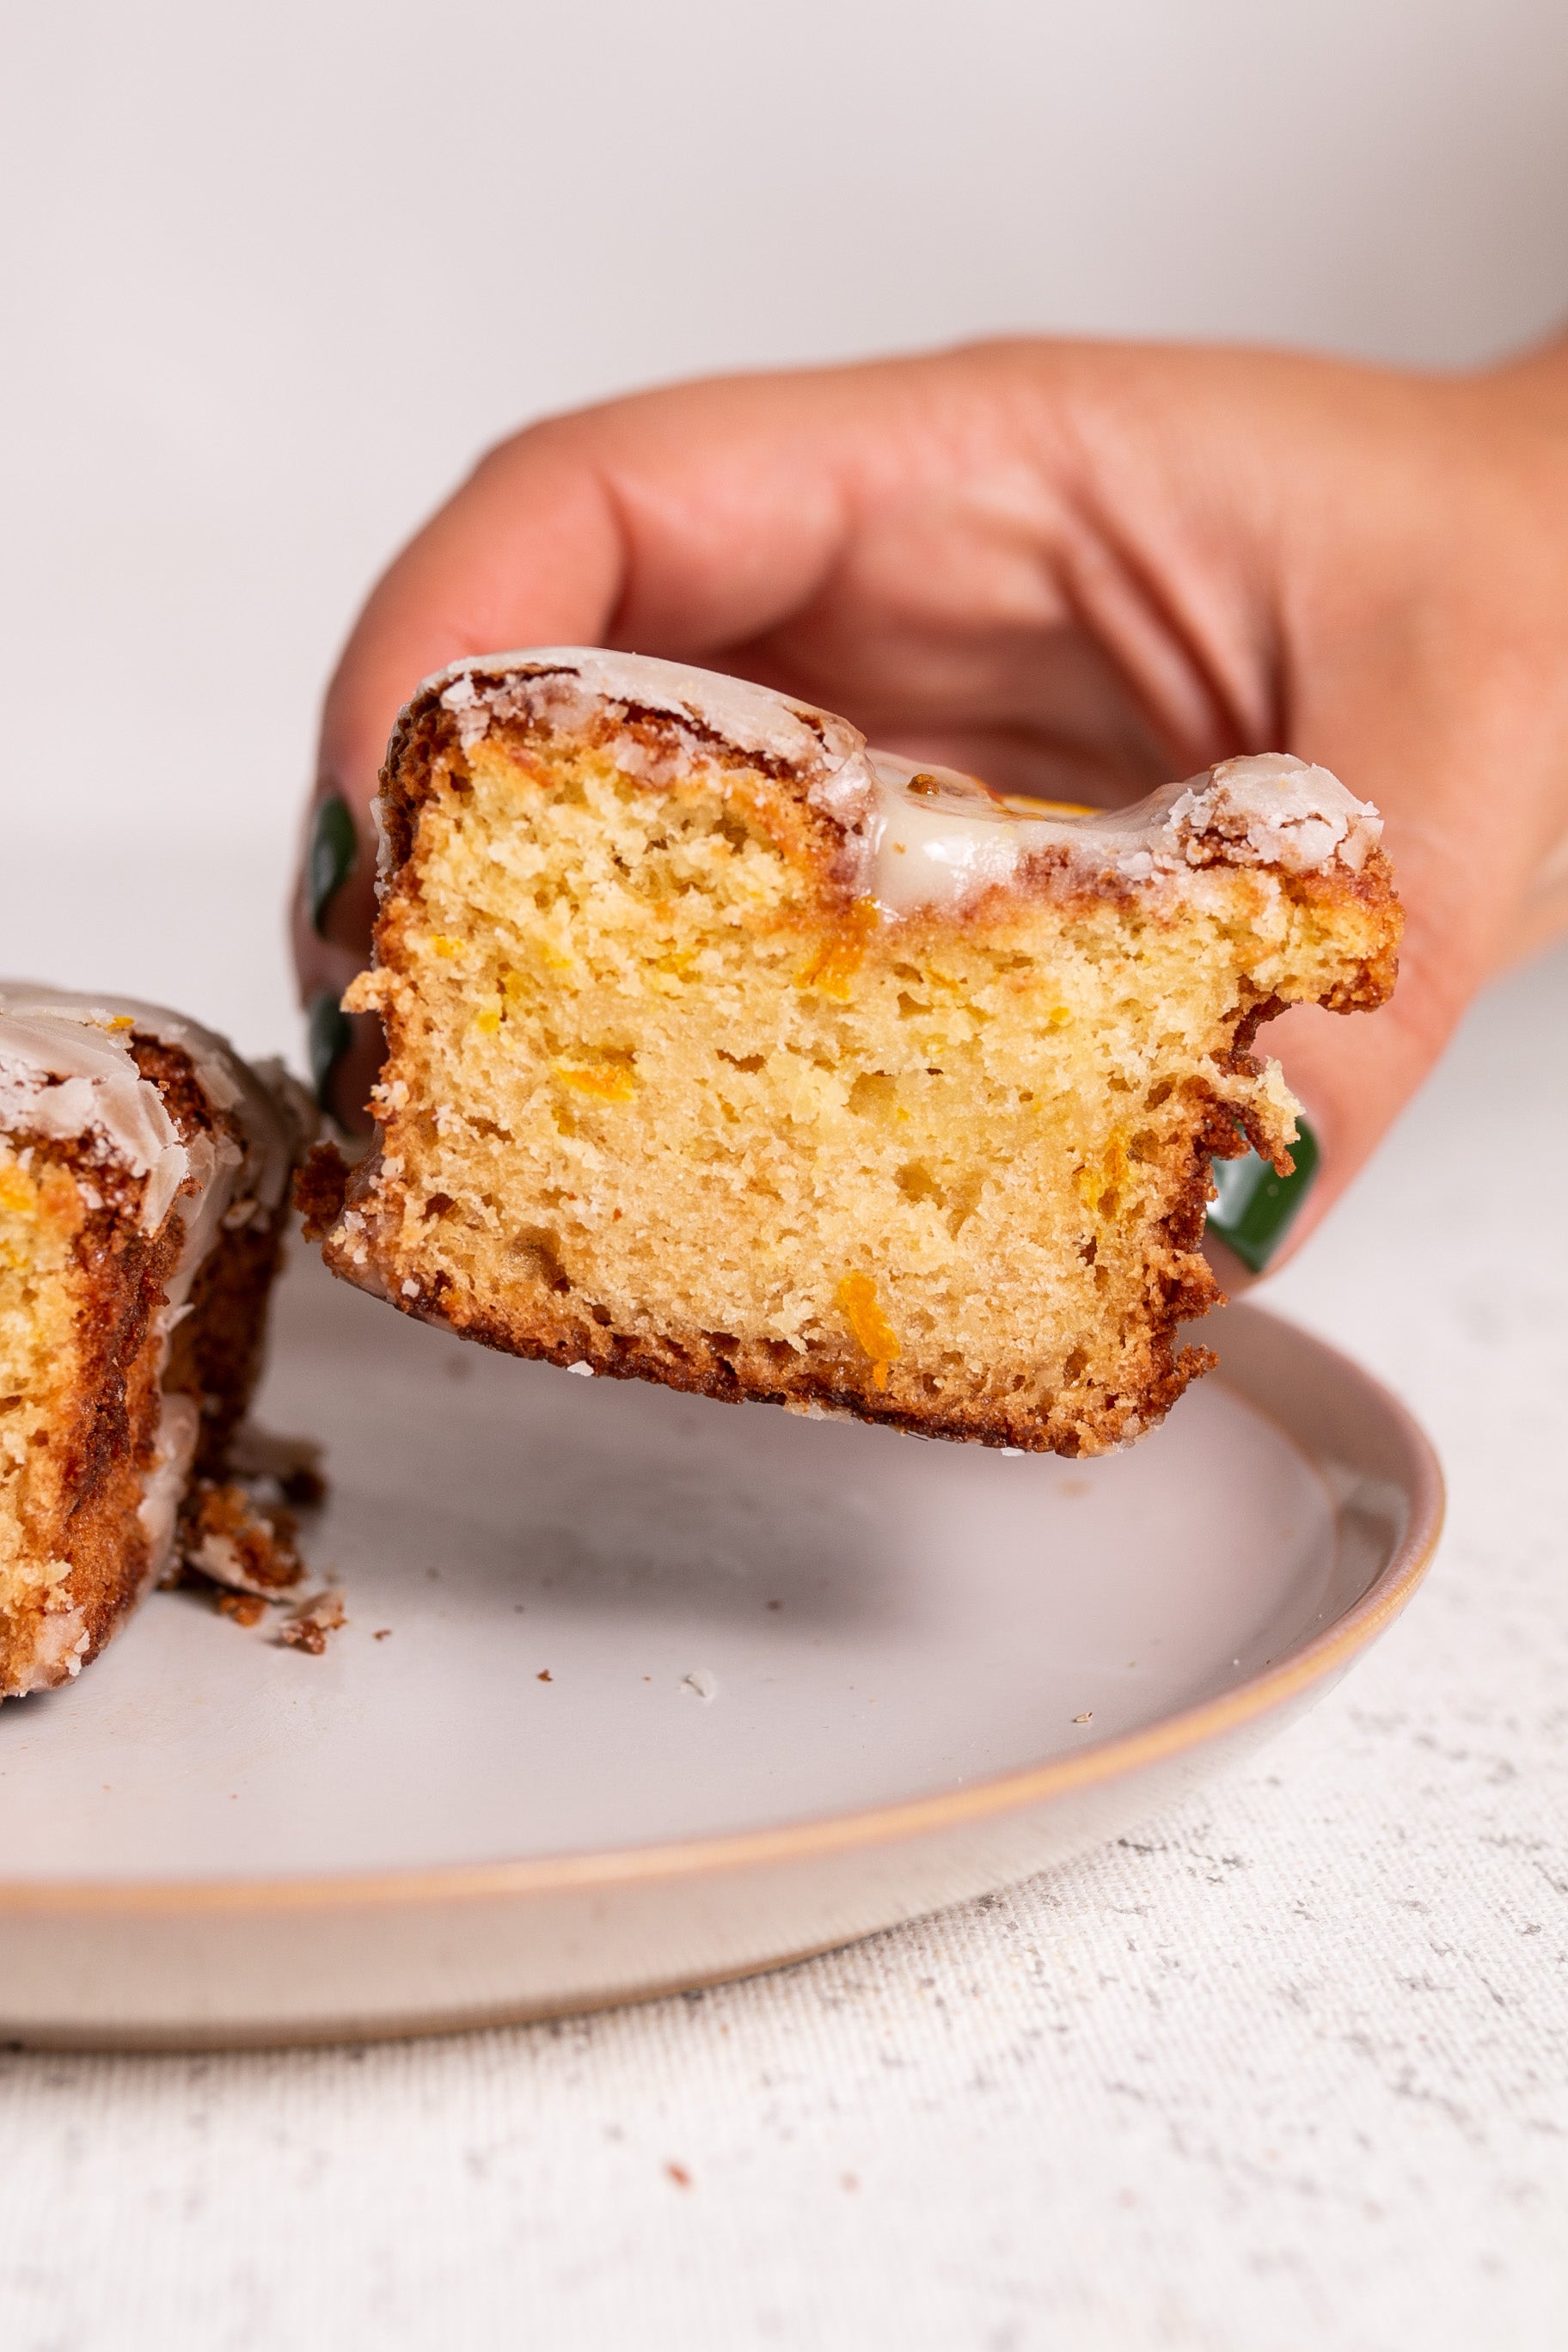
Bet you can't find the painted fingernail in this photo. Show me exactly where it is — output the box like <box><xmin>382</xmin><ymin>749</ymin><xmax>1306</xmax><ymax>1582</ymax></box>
<box><xmin>1206</xmin><ymin>1119</ymin><xmax>1320</xmax><ymax>1273</ymax></box>
<box><xmin>307</xmin><ymin>989</ymin><xmax>352</xmax><ymax>1112</ymax></box>
<box><xmin>307</xmin><ymin>793</ymin><xmax>358</xmax><ymax>935</ymax></box>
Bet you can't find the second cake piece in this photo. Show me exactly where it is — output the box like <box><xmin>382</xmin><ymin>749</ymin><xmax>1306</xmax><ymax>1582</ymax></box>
<box><xmin>317</xmin><ymin>650</ymin><xmax>1400</xmax><ymax>1455</ymax></box>
<box><xmin>0</xmin><ymin>987</ymin><xmax>310</xmax><ymax>1697</ymax></box>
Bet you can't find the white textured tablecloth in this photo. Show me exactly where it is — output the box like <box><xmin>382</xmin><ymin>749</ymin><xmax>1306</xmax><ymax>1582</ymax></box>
<box><xmin>0</xmin><ymin>922</ymin><xmax>1561</xmax><ymax>2350</ymax></box>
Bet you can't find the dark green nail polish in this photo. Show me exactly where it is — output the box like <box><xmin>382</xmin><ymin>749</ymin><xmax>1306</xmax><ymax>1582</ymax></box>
<box><xmin>307</xmin><ymin>989</ymin><xmax>352</xmax><ymax>1112</ymax></box>
<box><xmin>308</xmin><ymin>794</ymin><xmax>358</xmax><ymax>934</ymax></box>
<box><xmin>1207</xmin><ymin>1119</ymin><xmax>1320</xmax><ymax>1273</ymax></box>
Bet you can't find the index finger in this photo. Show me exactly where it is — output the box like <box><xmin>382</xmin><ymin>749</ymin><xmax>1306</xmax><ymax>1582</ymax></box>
<box><xmin>316</xmin><ymin>368</ymin><xmax>877</xmax><ymax>819</ymax></box>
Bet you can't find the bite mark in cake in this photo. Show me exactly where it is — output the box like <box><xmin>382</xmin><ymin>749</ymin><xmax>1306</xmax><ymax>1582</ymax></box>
<box><xmin>315</xmin><ymin>651</ymin><xmax>1400</xmax><ymax>1455</ymax></box>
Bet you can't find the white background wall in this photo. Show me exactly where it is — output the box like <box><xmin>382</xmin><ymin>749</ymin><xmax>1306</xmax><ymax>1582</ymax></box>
<box><xmin>3</xmin><ymin>0</ymin><xmax>1565</xmax><ymax>1057</ymax></box>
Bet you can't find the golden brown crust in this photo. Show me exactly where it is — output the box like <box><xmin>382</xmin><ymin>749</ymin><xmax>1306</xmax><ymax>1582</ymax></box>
<box><xmin>169</xmin><ymin>1211</ymin><xmax>290</xmax><ymax>1476</ymax></box>
<box><xmin>129</xmin><ymin>1032</ymin><xmax>289</xmax><ymax>1476</ymax></box>
<box><xmin>0</xmin><ymin>1129</ymin><xmax>182</xmax><ymax>1694</ymax></box>
<box><xmin>1286</xmin><ymin>850</ymin><xmax>1402</xmax><ymax>1008</ymax></box>
<box><xmin>362</xmin><ymin>1270</ymin><xmax>1220</xmax><ymax>1457</ymax></box>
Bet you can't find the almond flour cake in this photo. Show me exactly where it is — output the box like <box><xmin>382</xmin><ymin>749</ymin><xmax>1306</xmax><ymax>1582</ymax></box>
<box><xmin>0</xmin><ymin>987</ymin><xmax>309</xmax><ymax>1697</ymax></box>
<box><xmin>315</xmin><ymin>650</ymin><xmax>1400</xmax><ymax>1455</ymax></box>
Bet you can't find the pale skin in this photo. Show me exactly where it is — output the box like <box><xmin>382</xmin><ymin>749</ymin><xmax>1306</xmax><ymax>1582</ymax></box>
<box><xmin>296</xmin><ymin>334</ymin><xmax>1568</xmax><ymax>1273</ymax></box>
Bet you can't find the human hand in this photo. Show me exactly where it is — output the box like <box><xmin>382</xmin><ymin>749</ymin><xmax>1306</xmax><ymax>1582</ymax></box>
<box><xmin>296</xmin><ymin>334</ymin><xmax>1568</xmax><ymax>1269</ymax></box>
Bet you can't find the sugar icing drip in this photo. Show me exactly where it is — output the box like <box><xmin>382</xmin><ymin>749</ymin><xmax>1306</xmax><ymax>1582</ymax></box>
<box><xmin>860</xmin><ymin>751</ymin><xmax>1383</xmax><ymax>916</ymax></box>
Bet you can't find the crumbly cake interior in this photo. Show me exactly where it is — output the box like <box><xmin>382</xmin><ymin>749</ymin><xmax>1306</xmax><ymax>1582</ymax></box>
<box><xmin>339</xmin><ymin>726</ymin><xmax>1391</xmax><ymax>1453</ymax></box>
<box><xmin>0</xmin><ymin>1142</ymin><xmax>165</xmax><ymax>1690</ymax></box>
<box><xmin>0</xmin><ymin>1149</ymin><xmax>89</xmax><ymax>1667</ymax></box>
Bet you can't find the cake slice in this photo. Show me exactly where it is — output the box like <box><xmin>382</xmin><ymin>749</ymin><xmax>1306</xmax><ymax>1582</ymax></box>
<box><xmin>0</xmin><ymin>987</ymin><xmax>309</xmax><ymax>1697</ymax></box>
<box><xmin>314</xmin><ymin>650</ymin><xmax>1400</xmax><ymax>1455</ymax></box>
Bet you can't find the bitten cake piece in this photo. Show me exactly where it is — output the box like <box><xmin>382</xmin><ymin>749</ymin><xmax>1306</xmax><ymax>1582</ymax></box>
<box><xmin>0</xmin><ymin>987</ymin><xmax>309</xmax><ymax>1697</ymax></box>
<box><xmin>317</xmin><ymin>650</ymin><xmax>1400</xmax><ymax>1455</ymax></box>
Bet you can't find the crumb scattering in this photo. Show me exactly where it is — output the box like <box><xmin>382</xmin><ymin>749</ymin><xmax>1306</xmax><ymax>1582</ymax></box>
<box><xmin>279</xmin><ymin>1589</ymin><xmax>347</xmax><ymax>1655</ymax></box>
<box><xmin>216</xmin><ymin>1592</ymin><xmax>267</xmax><ymax>1628</ymax></box>
<box><xmin>177</xmin><ymin>1477</ymin><xmax>305</xmax><ymax>1597</ymax></box>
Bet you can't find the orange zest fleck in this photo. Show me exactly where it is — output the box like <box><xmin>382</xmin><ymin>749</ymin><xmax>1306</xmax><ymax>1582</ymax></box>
<box><xmin>0</xmin><ymin>1166</ymin><xmax>37</xmax><ymax>1217</ymax></box>
<box><xmin>836</xmin><ymin>1272</ymin><xmax>900</xmax><ymax>1391</ymax></box>
<box><xmin>1076</xmin><ymin>1133</ymin><xmax>1130</xmax><ymax>1219</ymax></box>
<box><xmin>796</xmin><ymin>897</ymin><xmax>881</xmax><ymax>1002</ymax></box>
<box><xmin>553</xmin><ymin>1060</ymin><xmax>637</xmax><ymax>1105</ymax></box>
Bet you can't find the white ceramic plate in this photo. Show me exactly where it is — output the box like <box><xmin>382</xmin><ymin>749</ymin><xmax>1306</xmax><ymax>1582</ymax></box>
<box><xmin>0</xmin><ymin>1251</ymin><xmax>1442</xmax><ymax>2048</ymax></box>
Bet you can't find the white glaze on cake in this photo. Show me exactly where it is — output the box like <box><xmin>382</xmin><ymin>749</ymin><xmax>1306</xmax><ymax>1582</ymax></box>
<box><xmin>0</xmin><ymin>987</ymin><xmax>300</xmax><ymax>1234</ymax></box>
<box><xmin>425</xmin><ymin>651</ymin><xmax>1382</xmax><ymax>918</ymax></box>
<box><xmin>0</xmin><ymin>1008</ymin><xmax>187</xmax><ymax>1231</ymax></box>
<box><xmin>0</xmin><ymin>985</ymin><xmax>307</xmax><ymax>1603</ymax></box>
<box><xmin>859</xmin><ymin>750</ymin><xmax>1381</xmax><ymax>916</ymax></box>
<box><xmin>437</xmin><ymin>648</ymin><xmax>862</xmax><ymax>775</ymax></box>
